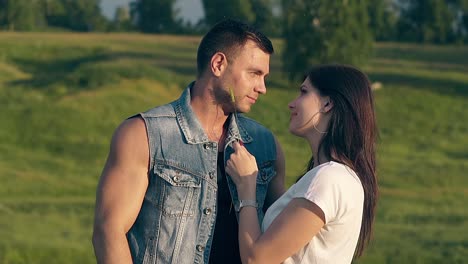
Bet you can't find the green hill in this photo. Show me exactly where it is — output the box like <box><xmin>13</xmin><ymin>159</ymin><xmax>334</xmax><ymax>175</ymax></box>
<box><xmin>0</xmin><ymin>33</ymin><xmax>467</xmax><ymax>263</ymax></box>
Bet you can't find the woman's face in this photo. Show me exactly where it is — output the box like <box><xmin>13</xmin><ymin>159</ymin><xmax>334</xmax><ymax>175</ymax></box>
<box><xmin>288</xmin><ymin>77</ymin><xmax>329</xmax><ymax>137</ymax></box>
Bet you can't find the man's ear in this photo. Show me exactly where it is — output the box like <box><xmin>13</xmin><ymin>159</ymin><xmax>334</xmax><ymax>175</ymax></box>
<box><xmin>211</xmin><ymin>52</ymin><xmax>228</xmax><ymax>77</ymax></box>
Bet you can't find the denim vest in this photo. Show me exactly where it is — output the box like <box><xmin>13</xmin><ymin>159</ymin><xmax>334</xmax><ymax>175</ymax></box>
<box><xmin>127</xmin><ymin>84</ymin><xmax>277</xmax><ymax>264</ymax></box>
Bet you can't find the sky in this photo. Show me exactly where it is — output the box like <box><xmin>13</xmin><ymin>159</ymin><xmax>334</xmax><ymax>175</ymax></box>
<box><xmin>100</xmin><ymin>0</ymin><xmax>205</xmax><ymax>24</ymax></box>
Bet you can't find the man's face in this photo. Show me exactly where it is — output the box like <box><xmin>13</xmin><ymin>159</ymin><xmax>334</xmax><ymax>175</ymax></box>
<box><xmin>221</xmin><ymin>40</ymin><xmax>270</xmax><ymax>113</ymax></box>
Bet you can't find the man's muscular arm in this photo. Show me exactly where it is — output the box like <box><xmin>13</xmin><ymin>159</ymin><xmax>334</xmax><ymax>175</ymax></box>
<box><xmin>92</xmin><ymin>117</ymin><xmax>149</xmax><ymax>264</ymax></box>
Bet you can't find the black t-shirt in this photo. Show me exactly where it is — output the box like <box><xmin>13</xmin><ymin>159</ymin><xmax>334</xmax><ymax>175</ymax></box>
<box><xmin>208</xmin><ymin>152</ymin><xmax>241</xmax><ymax>263</ymax></box>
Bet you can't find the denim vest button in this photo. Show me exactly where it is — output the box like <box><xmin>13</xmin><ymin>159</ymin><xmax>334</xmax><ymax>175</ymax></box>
<box><xmin>173</xmin><ymin>175</ymin><xmax>180</xmax><ymax>182</ymax></box>
<box><xmin>203</xmin><ymin>143</ymin><xmax>210</xmax><ymax>150</ymax></box>
<box><xmin>208</xmin><ymin>172</ymin><xmax>214</xmax><ymax>179</ymax></box>
<box><xmin>196</xmin><ymin>244</ymin><xmax>204</xmax><ymax>252</ymax></box>
<box><xmin>203</xmin><ymin>208</ymin><xmax>212</xmax><ymax>215</ymax></box>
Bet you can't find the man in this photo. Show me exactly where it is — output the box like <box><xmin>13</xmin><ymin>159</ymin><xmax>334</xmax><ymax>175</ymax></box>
<box><xmin>92</xmin><ymin>19</ymin><xmax>285</xmax><ymax>264</ymax></box>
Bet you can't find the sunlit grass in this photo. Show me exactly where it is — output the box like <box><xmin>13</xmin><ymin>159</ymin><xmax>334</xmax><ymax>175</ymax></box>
<box><xmin>0</xmin><ymin>33</ymin><xmax>466</xmax><ymax>263</ymax></box>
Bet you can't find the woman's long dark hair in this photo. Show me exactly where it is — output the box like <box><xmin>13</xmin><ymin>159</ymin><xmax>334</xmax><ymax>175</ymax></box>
<box><xmin>305</xmin><ymin>64</ymin><xmax>378</xmax><ymax>258</ymax></box>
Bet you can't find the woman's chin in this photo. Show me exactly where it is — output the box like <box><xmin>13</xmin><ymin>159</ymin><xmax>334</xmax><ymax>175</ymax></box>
<box><xmin>288</xmin><ymin>127</ymin><xmax>300</xmax><ymax>137</ymax></box>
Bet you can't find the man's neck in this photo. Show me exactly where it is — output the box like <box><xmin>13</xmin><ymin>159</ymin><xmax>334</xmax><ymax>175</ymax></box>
<box><xmin>191</xmin><ymin>80</ymin><xmax>230</xmax><ymax>143</ymax></box>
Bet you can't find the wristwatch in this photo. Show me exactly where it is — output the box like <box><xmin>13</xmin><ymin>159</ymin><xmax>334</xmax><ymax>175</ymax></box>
<box><xmin>235</xmin><ymin>200</ymin><xmax>258</xmax><ymax>212</ymax></box>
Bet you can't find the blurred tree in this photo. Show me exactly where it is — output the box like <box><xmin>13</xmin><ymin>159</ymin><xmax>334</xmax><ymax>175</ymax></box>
<box><xmin>0</xmin><ymin>0</ymin><xmax>45</xmax><ymax>31</ymax></box>
<box><xmin>61</xmin><ymin>0</ymin><xmax>107</xmax><ymax>31</ymax></box>
<box><xmin>40</xmin><ymin>0</ymin><xmax>66</xmax><ymax>29</ymax></box>
<box><xmin>131</xmin><ymin>0</ymin><xmax>179</xmax><ymax>33</ymax></box>
<box><xmin>450</xmin><ymin>0</ymin><xmax>468</xmax><ymax>43</ymax></box>
<box><xmin>397</xmin><ymin>0</ymin><xmax>454</xmax><ymax>43</ymax></box>
<box><xmin>114</xmin><ymin>6</ymin><xmax>130</xmax><ymax>24</ymax></box>
<box><xmin>368</xmin><ymin>0</ymin><xmax>398</xmax><ymax>41</ymax></box>
<box><xmin>202</xmin><ymin>0</ymin><xmax>255</xmax><ymax>26</ymax></box>
<box><xmin>251</xmin><ymin>0</ymin><xmax>282</xmax><ymax>37</ymax></box>
<box><xmin>282</xmin><ymin>0</ymin><xmax>373</xmax><ymax>81</ymax></box>
<box><xmin>111</xmin><ymin>5</ymin><xmax>133</xmax><ymax>31</ymax></box>
<box><xmin>463</xmin><ymin>4</ymin><xmax>468</xmax><ymax>43</ymax></box>
<box><xmin>39</xmin><ymin>0</ymin><xmax>107</xmax><ymax>31</ymax></box>
<box><xmin>129</xmin><ymin>0</ymin><xmax>138</xmax><ymax>25</ymax></box>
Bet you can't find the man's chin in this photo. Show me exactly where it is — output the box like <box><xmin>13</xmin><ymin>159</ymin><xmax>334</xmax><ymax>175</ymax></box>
<box><xmin>236</xmin><ymin>108</ymin><xmax>249</xmax><ymax>114</ymax></box>
<box><xmin>239</xmin><ymin>104</ymin><xmax>254</xmax><ymax>113</ymax></box>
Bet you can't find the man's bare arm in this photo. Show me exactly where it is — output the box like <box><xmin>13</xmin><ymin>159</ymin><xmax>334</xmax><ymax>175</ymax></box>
<box><xmin>92</xmin><ymin>117</ymin><xmax>149</xmax><ymax>264</ymax></box>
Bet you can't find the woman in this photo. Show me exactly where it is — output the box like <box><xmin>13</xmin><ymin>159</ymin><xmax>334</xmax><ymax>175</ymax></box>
<box><xmin>226</xmin><ymin>64</ymin><xmax>378</xmax><ymax>264</ymax></box>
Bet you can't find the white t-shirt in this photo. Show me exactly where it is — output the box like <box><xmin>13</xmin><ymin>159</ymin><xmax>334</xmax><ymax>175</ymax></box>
<box><xmin>262</xmin><ymin>161</ymin><xmax>364</xmax><ymax>264</ymax></box>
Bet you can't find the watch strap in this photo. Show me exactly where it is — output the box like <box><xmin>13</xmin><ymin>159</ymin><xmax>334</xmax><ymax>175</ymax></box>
<box><xmin>236</xmin><ymin>200</ymin><xmax>258</xmax><ymax>212</ymax></box>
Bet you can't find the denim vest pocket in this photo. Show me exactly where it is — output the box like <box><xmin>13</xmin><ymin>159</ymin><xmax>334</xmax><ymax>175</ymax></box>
<box><xmin>256</xmin><ymin>160</ymin><xmax>276</xmax><ymax>208</ymax></box>
<box><xmin>257</xmin><ymin>160</ymin><xmax>275</xmax><ymax>184</ymax></box>
<box><xmin>154</xmin><ymin>163</ymin><xmax>202</xmax><ymax>217</ymax></box>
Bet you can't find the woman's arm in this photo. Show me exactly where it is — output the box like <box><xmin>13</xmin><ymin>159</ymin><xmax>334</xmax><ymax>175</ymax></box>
<box><xmin>238</xmin><ymin>198</ymin><xmax>325</xmax><ymax>263</ymax></box>
<box><xmin>226</xmin><ymin>142</ymin><xmax>326</xmax><ymax>264</ymax></box>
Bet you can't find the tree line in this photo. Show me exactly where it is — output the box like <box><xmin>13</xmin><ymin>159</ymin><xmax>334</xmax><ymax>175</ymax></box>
<box><xmin>1</xmin><ymin>0</ymin><xmax>467</xmax><ymax>80</ymax></box>
<box><xmin>1</xmin><ymin>0</ymin><xmax>467</xmax><ymax>44</ymax></box>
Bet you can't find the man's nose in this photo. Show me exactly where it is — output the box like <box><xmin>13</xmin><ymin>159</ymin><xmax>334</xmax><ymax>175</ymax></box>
<box><xmin>255</xmin><ymin>80</ymin><xmax>267</xmax><ymax>95</ymax></box>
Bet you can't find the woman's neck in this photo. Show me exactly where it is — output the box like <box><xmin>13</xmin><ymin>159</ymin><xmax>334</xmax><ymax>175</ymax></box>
<box><xmin>307</xmin><ymin>134</ymin><xmax>330</xmax><ymax>168</ymax></box>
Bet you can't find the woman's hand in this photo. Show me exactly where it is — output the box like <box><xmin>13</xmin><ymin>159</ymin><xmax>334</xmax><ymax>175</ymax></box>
<box><xmin>226</xmin><ymin>141</ymin><xmax>258</xmax><ymax>199</ymax></box>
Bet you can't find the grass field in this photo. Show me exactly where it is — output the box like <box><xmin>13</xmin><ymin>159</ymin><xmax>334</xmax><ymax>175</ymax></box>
<box><xmin>0</xmin><ymin>32</ymin><xmax>467</xmax><ymax>263</ymax></box>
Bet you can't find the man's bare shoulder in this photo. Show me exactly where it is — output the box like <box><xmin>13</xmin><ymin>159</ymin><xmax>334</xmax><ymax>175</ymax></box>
<box><xmin>113</xmin><ymin>116</ymin><xmax>147</xmax><ymax>141</ymax></box>
<box><xmin>109</xmin><ymin>116</ymin><xmax>149</xmax><ymax>165</ymax></box>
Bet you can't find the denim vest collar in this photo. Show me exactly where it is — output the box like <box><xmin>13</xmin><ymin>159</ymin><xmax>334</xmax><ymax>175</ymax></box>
<box><xmin>174</xmin><ymin>82</ymin><xmax>253</xmax><ymax>145</ymax></box>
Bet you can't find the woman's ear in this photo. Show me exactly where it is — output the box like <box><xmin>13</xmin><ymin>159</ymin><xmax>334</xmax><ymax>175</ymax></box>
<box><xmin>321</xmin><ymin>99</ymin><xmax>333</xmax><ymax>113</ymax></box>
<box><xmin>210</xmin><ymin>52</ymin><xmax>228</xmax><ymax>77</ymax></box>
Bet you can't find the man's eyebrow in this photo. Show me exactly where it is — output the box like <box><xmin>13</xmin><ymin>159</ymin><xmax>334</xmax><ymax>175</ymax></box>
<box><xmin>248</xmin><ymin>67</ymin><xmax>268</xmax><ymax>75</ymax></box>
